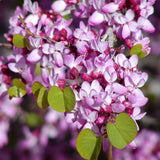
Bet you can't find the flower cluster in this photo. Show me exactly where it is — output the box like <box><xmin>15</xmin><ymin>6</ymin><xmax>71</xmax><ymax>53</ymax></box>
<box><xmin>2</xmin><ymin>0</ymin><xmax>156</xmax><ymax>153</ymax></box>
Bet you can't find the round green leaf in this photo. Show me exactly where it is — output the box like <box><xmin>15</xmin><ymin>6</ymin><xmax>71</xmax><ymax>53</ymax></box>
<box><xmin>76</xmin><ymin>129</ymin><xmax>102</xmax><ymax>160</ymax></box>
<box><xmin>106</xmin><ymin>113</ymin><xmax>137</xmax><ymax>149</ymax></box>
<box><xmin>26</xmin><ymin>112</ymin><xmax>44</xmax><ymax>127</ymax></box>
<box><xmin>32</xmin><ymin>81</ymin><xmax>43</xmax><ymax>98</ymax></box>
<box><xmin>37</xmin><ymin>87</ymin><xmax>48</xmax><ymax>109</ymax></box>
<box><xmin>63</xmin><ymin>86</ymin><xmax>76</xmax><ymax>112</ymax></box>
<box><xmin>48</xmin><ymin>86</ymin><xmax>65</xmax><ymax>112</ymax></box>
<box><xmin>12</xmin><ymin>34</ymin><xmax>30</xmax><ymax>49</ymax></box>
<box><xmin>47</xmin><ymin>86</ymin><xmax>76</xmax><ymax>112</ymax></box>
<box><xmin>8</xmin><ymin>86</ymin><xmax>19</xmax><ymax>98</ymax></box>
<box><xmin>130</xmin><ymin>44</ymin><xmax>147</xmax><ymax>59</ymax></box>
<box><xmin>12</xmin><ymin>78</ymin><xmax>26</xmax><ymax>89</ymax></box>
<box><xmin>8</xmin><ymin>79</ymin><xmax>26</xmax><ymax>98</ymax></box>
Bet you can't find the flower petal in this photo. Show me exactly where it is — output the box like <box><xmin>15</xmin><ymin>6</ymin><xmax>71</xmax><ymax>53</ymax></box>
<box><xmin>122</xmin><ymin>24</ymin><xmax>130</xmax><ymax>39</ymax></box>
<box><xmin>102</xmin><ymin>2</ymin><xmax>118</xmax><ymax>13</ymax></box>
<box><xmin>88</xmin><ymin>11</ymin><xmax>104</xmax><ymax>26</ymax></box>
<box><xmin>27</xmin><ymin>49</ymin><xmax>42</xmax><ymax>63</ymax></box>
<box><xmin>51</xmin><ymin>0</ymin><xmax>67</xmax><ymax>12</ymax></box>
<box><xmin>138</xmin><ymin>17</ymin><xmax>155</xmax><ymax>33</ymax></box>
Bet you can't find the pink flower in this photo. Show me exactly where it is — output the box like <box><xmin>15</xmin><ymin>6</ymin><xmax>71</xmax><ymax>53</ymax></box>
<box><xmin>114</xmin><ymin>9</ymin><xmax>138</xmax><ymax>39</ymax></box>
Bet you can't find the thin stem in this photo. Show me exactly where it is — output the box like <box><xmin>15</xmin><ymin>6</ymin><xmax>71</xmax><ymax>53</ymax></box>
<box><xmin>108</xmin><ymin>143</ymin><xmax>113</xmax><ymax>160</ymax></box>
<box><xmin>0</xmin><ymin>43</ymin><xmax>12</xmax><ymax>48</ymax></box>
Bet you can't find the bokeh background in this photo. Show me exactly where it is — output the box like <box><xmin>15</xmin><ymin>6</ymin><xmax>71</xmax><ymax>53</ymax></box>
<box><xmin>0</xmin><ymin>0</ymin><xmax>160</xmax><ymax>159</ymax></box>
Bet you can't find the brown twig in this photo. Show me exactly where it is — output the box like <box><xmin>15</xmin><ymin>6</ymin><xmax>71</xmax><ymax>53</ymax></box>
<box><xmin>0</xmin><ymin>43</ymin><xmax>12</xmax><ymax>48</ymax></box>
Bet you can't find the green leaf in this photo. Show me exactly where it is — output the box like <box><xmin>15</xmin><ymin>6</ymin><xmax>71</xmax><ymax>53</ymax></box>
<box><xmin>12</xmin><ymin>78</ymin><xmax>26</xmax><ymax>89</ymax></box>
<box><xmin>91</xmin><ymin>135</ymin><xmax>102</xmax><ymax>160</ymax></box>
<box><xmin>63</xmin><ymin>86</ymin><xmax>76</xmax><ymax>112</ymax></box>
<box><xmin>47</xmin><ymin>86</ymin><xmax>75</xmax><ymax>112</ymax></box>
<box><xmin>76</xmin><ymin>129</ymin><xmax>102</xmax><ymax>160</ymax></box>
<box><xmin>8</xmin><ymin>79</ymin><xmax>26</xmax><ymax>98</ymax></box>
<box><xmin>48</xmin><ymin>86</ymin><xmax>65</xmax><ymax>112</ymax></box>
<box><xmin>12</xmin><ymin>34</ymin><xmax>31</xmax><ymax>49</ymax></box>
<box><xmin>8</xmin><ymin>86</ymin><xmax>20</xmax><ymax>98</ymax></box>
<box><xmin>106</xmin><ymin>113</ymin><xmax>137</xmax><ymax>149</ymax></box>
<box><xmin>32</xmin><ymin>81</ymin><xmax>43</xmax><ymax>98</ymax></box>
<box><xmin>24</xmin><ymin>37</ymin><xmax>31</xmax><ymax>50</ymax></box>
<box><xmin>26</xmin><ymin>112</ymin><xmax>44</xmax><ymax>127</ymax></box>
<box><xmin>130</xmin><ymin>44</ymin><xmax>147</xmax><ymax>59</ymax></box>
<box><xmin>63</xmin><ymin>14</ymin><xmax>72</xmax><ymax>20</ymax></box>
<box><xmin>37</xmin><ymin>87</ymin><xmax>49</xmax><ymax>109</ymax></box>
<box><xmin>35</xmin><ymin>63</ymin><xmax>41</xmax><ymax>75</ymax></box>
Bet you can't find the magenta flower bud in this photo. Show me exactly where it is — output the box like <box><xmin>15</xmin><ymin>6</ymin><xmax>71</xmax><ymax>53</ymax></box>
<box><xmin>70</xmin><ymin>67</ymin><xmax>79</xmax><ymax>80</ymax></box>
<box><xmin>91</xmin><ymin>70</ymin><xmax>99</xmax><ymax>79</ymax></box>
<box><xmin>60</xmin><ymin>37</ymin><xmax>65</xmax><ymax>41</ymax></box>
<box><xmin>125</xmin><ymin>38</ymin><xmax>133</xmax><ymax>48</ymax></box>
<box><xmin>119</xmin><ymin>0</ymin><xmax>126</xmax><ymax>9</ymax></box>
<box><xmin>64</xmin><ymin>0</ymin><xmax>79</xmax><ymax>4</ymax></box>
<box><xmin>53</xmin><ymin>34</ymin><xmax>60</xmax><ymax>41</ymax></box>
<box><xmin>95</xmin><ymin>115</ymin><xmax>105</xmax><ymax>125</ymax></box>
<box><xmin>103</xmin><ymin>105</ymin><xmax>112</xmax><ymax>113</ymax></box>
<box><xmin>134</xmin><ymin>4</ymin><xmax>140</xmax><ymax>16</ymax></box>
<box><xmin>4</xmin><ymin>75</ymin><xmax>11</xmax><ymax>85</ymax></box>
<box><xmin>60</xmin><ymin>28</ymin><xmax>67</xmax><ymax>38</ymax></box>
<box><xmin>130</xmin><ymin>0</ymin><xmax>138</xmax><ymax>5</ymax></box>
<box><xmin>58</xmin><ymin>79</ymin><xmax>65</xmax><ymax>90</ymax></box>
<box><xmin>125</xmin><ymin>107</ymin><xmax>133</xmax><ymax>115</ymax></box>
<box><xmin>1</xmin><ymin>64</ymin><xmax>9</xmax><ymax>75</ymax></box>
<box><xmin>81</xmin><ymin>73</ymin><xmax>93</xmax><ymax>83</ymax></box>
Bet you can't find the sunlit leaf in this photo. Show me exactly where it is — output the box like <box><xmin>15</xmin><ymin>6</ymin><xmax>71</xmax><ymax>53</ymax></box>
<box><xmin>63</xmin><ymin>14</ymin><xmax>71</xmax><ymax>20</ymax></box>
<box><xmin>48</xmin><ymin>86</ymin><xmax>65</xmax><ymax>112</ymax></box>
<box><xmin>24</xmin><ymin>37</ymin><xmax>31</xmax><ymax>50</ymax></box>
<box><xmin>63</xmin><ymin>86</ymin><xmax>76</xmax><ymax>112</ymax></box>
<box><xmin>91</xmin><ymin>135</ymin><xmax>102</xmax><ymax>160</ymax></box>
<box><xmin>130</xmin><ymin>44</ymin><xmax>147</xmax><ymax>59</ymax></box>
<box><xmin>37</xmin><ymin>87</ymin><xmax>48</xmax><ymax>109</ymax></box>
<box><xmin>12</xmin><ymin>34</ymin><xmax>30</xmax><ymax>49</ymax></box>
<box><xmin>32</xmin><ymin>81</ymin><xmax>43</xmax><ymax>98</ymax></box>
<box><xmin>48</xmin><ymin>86</ymin><xmax>75</xmax><ymax>112</ymax></box>
<box><xmin>106</xmin><ymin>113</ymin><xmax>137</xmax><ymax>149</ymax></box>
<box><xmin>12</xmin><ymin>78</ymin><xmax>26</xmax><ymax>89</ymax></box>
<box><xmin>76</xmin><ymin>129</ymin><xmax>102</xmax><ymax>160</ymax></box>
<box><xmin>8</xmin><ymin>79</ymin><xmax>26</xmax><ymax>98</ymax></box>
<box><xmin>8</xmin><ymin>86</ymin><xmax>19</xmax><ymax>98</ymax></box>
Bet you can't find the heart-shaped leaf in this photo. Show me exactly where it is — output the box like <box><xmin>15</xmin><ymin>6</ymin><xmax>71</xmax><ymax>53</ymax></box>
<box><xmin>37</xmin><ymin>87</ymin><xmax>48</xmax><ymax>109</ymax></box>
<box><xmin>76</xmin><ymin>129</ymin><xmax>102</xmax><ymax>160</ymax></box>
<box><xmin>130</xmin><ymin>44</ymin><xmax>147</xmax><ymax>59</ymax></box>
<box><xmin>12</xmin><ymin>34</ymin><xmax>31</xmax><ymax>50</ymax></box>
<box><xmin>8</xmin><ymin>79</ymin><xmax>26</xmax><ymax>98</ymax></box>
<box><xmin>47</xmin><ymin>86</ymin><xmax>75</xmax><ymax>112</ymax></box>
<box><xmin>106</xmin><ymin>113</ymin><xmax>137</xmax><ymax>149</ymax></box>
<box><xmin>32</xmin><ymin>81</ymin><xmax>43</xmax><ymax>98</ymax></box>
